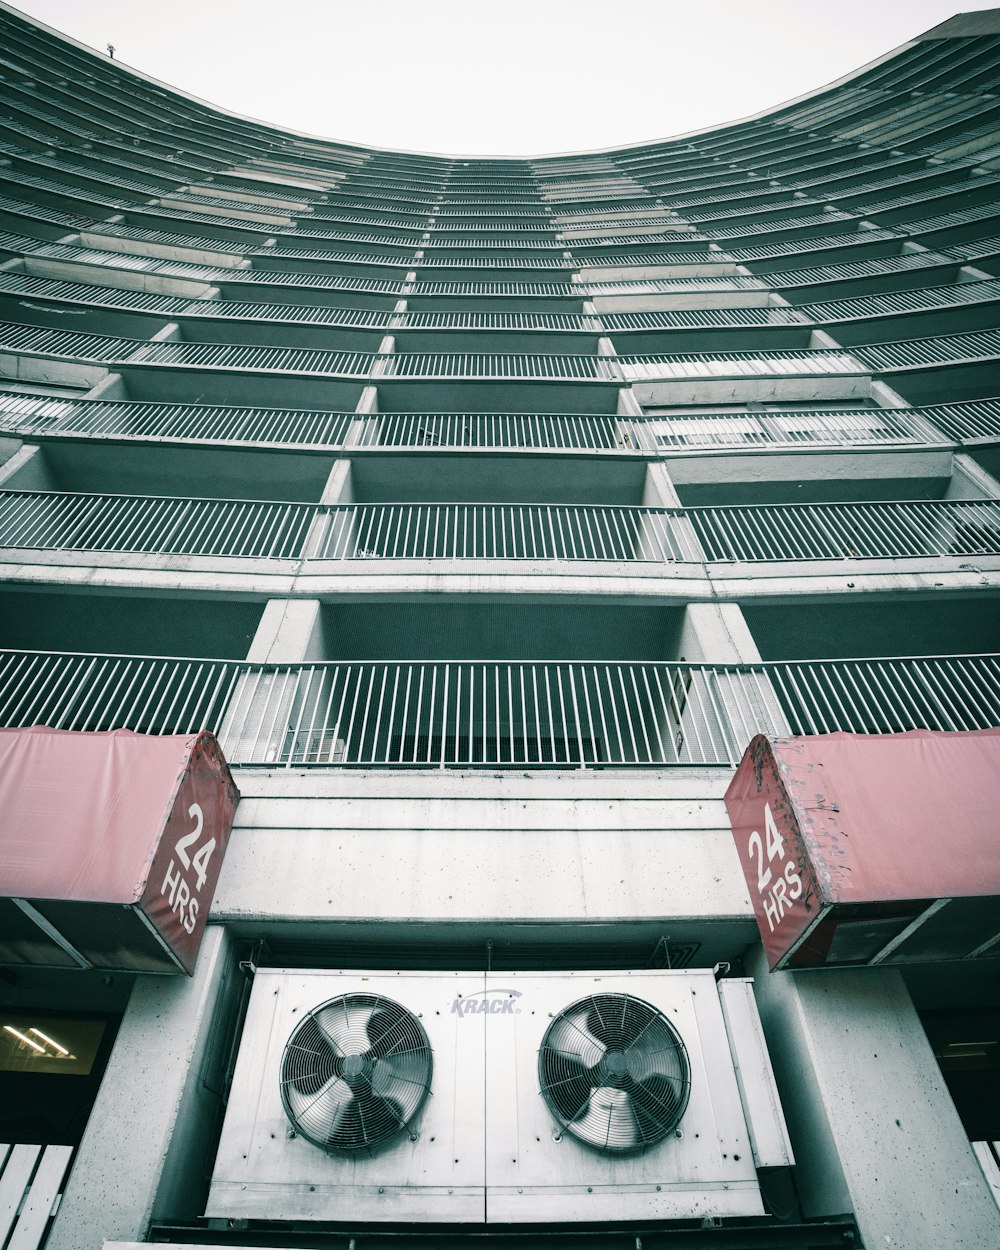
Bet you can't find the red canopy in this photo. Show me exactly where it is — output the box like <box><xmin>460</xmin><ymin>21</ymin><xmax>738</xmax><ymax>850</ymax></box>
<box><xmin>0</xmin><ymin>727</ymin><xmax>239</xmax><ymax>974</ymax></box>
<box><xmin>724</xmin><ymin>730</ymin><xmax>1000</xmax><ymax>970</ymax></box>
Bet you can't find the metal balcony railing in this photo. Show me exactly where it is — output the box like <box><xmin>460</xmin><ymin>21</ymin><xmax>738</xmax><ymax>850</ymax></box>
<box><xmin>0</xmin><ymin>274</ymin><xmax>600</xmax><ymax>335</ymax></box>
<box><xmin>0</xmin><ymin>490</ymin><xmax>317</xmax><ymax>559</ymax></box>
<box><xmin>313</xmin><ymin>504</ymin><xmax>694</xmax><ymax>561</ymax></box>
<box><xmin>0</xmin><ymin>392</ymin><xmax>647</xmax><ymax>452</ymax></box>
<box><xmin>854</xmin><ymin>329</ymin><xmax>1000</xmax><ymax>372</ymax></box>
<box><xmin>687</xmin><ymin>499</ymin><xmax>1000</xmax><ymax>562</ymax></box>
<box><xmin>3</xmin><ymin>492</ymin><xmax>996</xmax><ymax>565</ymax></box>
<box><xmin>619</xmin><ymin>347</ymin><xmax>865</xmax><ymax>381</ymax></box>
<box><xmin>727</xmin><ymin>228</ymin><xmax>901</xmax><ymax>263</ymax></box>
<box><xmin>7</xmin><ymin>392</ymin><xmax>995</xmax><ymax>454</ymax></box>
<box><xmin>0</xmin><ymin>650</ymin><xmax>996</xmax><ymax>768</ymax></box>
<box><xmin>0</xmin><ymin>324</ymin><xmax>621</xmax><ymax>382</ymax></box>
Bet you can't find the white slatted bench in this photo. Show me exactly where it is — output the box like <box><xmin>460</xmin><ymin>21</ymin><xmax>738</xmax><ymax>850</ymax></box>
<box><xmin>0</xmin><ymin>1144</ymin><xmax>72</xmax><ymax>1250</ymax></box>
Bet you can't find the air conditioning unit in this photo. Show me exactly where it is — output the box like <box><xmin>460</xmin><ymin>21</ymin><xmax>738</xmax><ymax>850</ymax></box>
<box><xmin>206</xmin><ymin>968</ymin><xmax>792</xmax><ymax>1225</ymax></box>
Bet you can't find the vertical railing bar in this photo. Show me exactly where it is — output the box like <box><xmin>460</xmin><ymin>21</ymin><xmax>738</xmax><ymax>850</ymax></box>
<box><xmin>555</xmin><ymin>664</ymin><xmax>572</xmax><ymax>766</ymax></box>
<box><xmin>425</xmin><ymin>665</ymin><xmax>438</xmax><ymax>765</ymax></box>
<box><xmin>437</xmin><ymin>663</ymin><xmax>449</xmax><ymax>768</ymax></box>
<box><xmin>628</xmin><ymin>665</ymin><xmax>653</xmax><ymax>762</ymax></box>
<box><xmin>341</xmin><ymin>665</ymin><xmax>366</xmax><ymax>765</ymax></box>
<box><xmin>567</xmin><ymin>663</ymin><xmax>586</xmax><ymax>769</ymax></box>
<box><xmin>371</xmin><ymin>664</ymin><xmax>391</xmax><ymax>763</ymax></box>
<box><xmin>453</xmin><ymin>663</ymin><xmax>463</xmax><ymax>765</ymax></box>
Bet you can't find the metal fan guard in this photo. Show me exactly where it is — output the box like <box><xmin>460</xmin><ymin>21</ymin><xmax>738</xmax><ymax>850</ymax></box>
<box><xmin>538</xmin><ymin>992</ymin><xmax>692</xmax><ymax>1153</ymax></box>
<box><xmin>280</xmin><ymin>992</ymin><xmax>432</xmax><ymax>1153</ymax></box>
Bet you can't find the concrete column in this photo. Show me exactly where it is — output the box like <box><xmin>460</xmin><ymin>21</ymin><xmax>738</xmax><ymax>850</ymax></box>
<box><xmin>83</xmin><ymin>372</ymin><xmax>129</xmax><ymax>401</ymax></box>
<box><xmin>0</xmin><ymin>443</ymin><xmax>56</xmax><ymax>489</ymax></box>
<box><xmin>748</xmin><ymin>952</ymin><xmax>1000</xmax><ymax>1247</ymax></box>
<box><xmin>945</xmin><ymin>452</ymin><xmax>1000</xmax><ymax>500</ymax></box>
<box><xmin>48</xmin><ymin>928</ymin><xmax>237</xmax><ymax>1249</ymax></box>
<box><xmin>302</xmin><ymin>458</ymin><xmax>357</xmax><ymax>557</ymax></box>
<box><xmin>676</xmin><ymin>604</ymin><xmax>792</xmax><ymax>754</ymax></box>
<box><xmin>678</xmin><ymin>602</ymin><xmax>764</xmax><ymax>664</ymax></box>
<box><xmin>246</xmin><ymin>598</ymin><xmax>327</xmax><ymax>663</ymax></box>
<box><xmin>218</xmin><ymin>600</ymin><xmax>329</xmax><ymax>763</ymax></box>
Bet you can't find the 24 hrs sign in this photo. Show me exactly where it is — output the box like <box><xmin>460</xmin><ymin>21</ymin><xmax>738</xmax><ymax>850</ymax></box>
<box><xmin>747</xmin><ymin>803</ymin><xmax>803</xmax><ymax>933</ymax></box>
<box><xmin>160</xmin><ymin>802</ymin><xmax>217</xmax><ymax>935</ymax></box>
<box><xmin>140</xmin><ymin>734</ymin><xmax>238</xmax><ymax>974</ymax></box>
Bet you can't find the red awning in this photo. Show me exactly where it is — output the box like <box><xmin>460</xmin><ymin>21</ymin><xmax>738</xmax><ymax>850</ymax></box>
<box><xmin>724</xmin><ymin>730</ymin><xmax>1000</xmax><ymax>971</ymax></box>
<box><xmin>0</xmin><ymin>727</ymin><xmax>239</xmax><ymax>975</ymax></box>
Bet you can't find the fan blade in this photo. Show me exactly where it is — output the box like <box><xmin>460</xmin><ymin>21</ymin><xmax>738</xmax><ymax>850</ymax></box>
<box><xmin>371</xmin><ymin>1049</ymin><xmax>431</xmax><ymax>1114</ymax></box>
<box><xmin>587</xmin><ymin>993</ymin><xmax>656</xmax><ymax>1049</ymax></box>
<box><xmin>363</xmin><ymin>1004</ymin><xmax>423</xmax><ymax>1062</ymax></box>
<box><xmin>315</xmin><ymin>1001</ymin><xmax>375</xmax><ymax>1059</ymax></box>
<box><xmin>284</xmin><ymin>1071</ymin><xmax>354</xmax><ymax>1135</ymax></box>
<box><xmin>336</xmin><ymin>1086</ymin><xmax>405</xmax><ymax>1148</ymax></box>
<box><xmin>623</xmin><ymin>1021</ymin><xmax>688</xmax><ymax>1082</ymax></box>
<box><xmin>545</xmin><ymin>1007</ymin><xmax>607</xmax><ymax>1068</ymax></box>
<box><xmin>573</xmin><ymin>1086</ymin><xmax>640</xmax><ymax>1150</ymax></box>
<box><xmin>626</xmin><ymin>1072</ymin><xmax>687</xmax><ymax>1139</ymax></box>
<box><xmin>540</xmin><ymin>1052</ymin><xmax>598</xmax><ymax>1122</ymax></box>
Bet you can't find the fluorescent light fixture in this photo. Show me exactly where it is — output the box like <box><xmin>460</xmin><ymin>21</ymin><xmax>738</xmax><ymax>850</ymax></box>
<box><xmin>3</xmin><ymin>1024</ymin><xmax>46</xmax><ymax>1054</ymax></box>
<box><xmin>29</xmin><ymin>1027</ymin><xmax>69</xmax><ymax>1055</ymax></box>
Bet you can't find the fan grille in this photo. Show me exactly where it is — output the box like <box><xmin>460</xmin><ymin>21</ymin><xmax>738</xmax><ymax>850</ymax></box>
<box><xmin>280</xmin><ymin>992</ymin><xmax>432</xmax><ymax>1153</ymax></box>
<box><xmin>538</xmin><ymin>992</ymin><xmax>691</xmax><ymax>1153</ymax></box>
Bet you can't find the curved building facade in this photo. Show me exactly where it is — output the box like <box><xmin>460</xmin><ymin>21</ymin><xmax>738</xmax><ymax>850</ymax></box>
<box><xmin>0</xmin><ymin>3</ymin><xmax>998</xmax><ymax>1246</ymax></box>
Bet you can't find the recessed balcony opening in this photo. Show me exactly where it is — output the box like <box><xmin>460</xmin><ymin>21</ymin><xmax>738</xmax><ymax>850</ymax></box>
<box><xmin>743</xmin><ymin>596</ymin><xmax>1000</xmax><ymax>660</ymax></box>
<box><xmin>880</xmin><ymin>359</ymin><xmax>1000</xmax><ymax>407</ymax></box>
<box><xmin>117</xmin><ymin>366</ymin><xmax>365</xmax><ymax>412</ymax></box>
<box><xmin>215</xmin><ymin>281</ymin><xmax>401</xmax><ymax>312</ymax></box>
<box><xmin>415</xmin><ymin>263</ymin><xmax>570</xmax><ymax>286</ymax></box>
<box><xmin>0</xmin><ymin>286</ymin><xmax>176</xmax><ymax>344</ymax></box>
<box><xmin>392</xmin><ymin>328</ymin><xmax>601</xmax><ymax>356</ymax></box>
<box><xmin>217</xmin><ymin>604</ymin><xmax>705</xmax><ymax>767</ymax></box>
<box><xmin>344</xmin><ymin>451</ymin><xmax>647</xmax><ymax>506</ymax></box>
<box><xmin>174</xmin><ymin>315</ymin><xmax>388</xmax><ymax>354</ymax></box>
<box><xmin>816</xmin><ymin>299</ymin><xmax>1000</xmax><ymax>349</ymax></box>
<box><xmin>0</xmin><ymin>588</ymin><xmax>264</xmax><ymax>658</ymax></box>
<box><xmin>317</xmin><ymin>602</ymin><xmax>685</xmax><ymax>663</ymax></box>
<box><xmin>606</xmin><ymin>325</ymin><xmax>814</xmax><ymax>355</ymax></box>
<box><xmin>966</xmin><ymin>444</ymin><xmax>1000</xmax><ymax>485</ymax></box>
<box><xmin>373</xmin><ymin>379</ymin><xmax>623</xmax><ymax>417</ymax></box>
<box><xmin>669</xmin><ymin>461</ymin><xmax>958</xmax><ymax>506</ymax></box>
<box><xmin>248</xmin><ymin>253</ymin><xmax>406</xmax><ymax>282</ymax></box>
<box><xmin>404</xmin><ymin>294</ymin><xmax>587</xmax><ymax>314</ymax></box>
<box><xmin>3</xmin><ymin>438</ymin><xmax>336</xmax><ymax>501</ymax></box>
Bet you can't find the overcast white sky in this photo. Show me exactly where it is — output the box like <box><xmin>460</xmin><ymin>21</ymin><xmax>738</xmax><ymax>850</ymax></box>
<box><xmin>8</xmin><ymin>0</ymin><xmax>1000</xmax><ymax>157</ymax></box>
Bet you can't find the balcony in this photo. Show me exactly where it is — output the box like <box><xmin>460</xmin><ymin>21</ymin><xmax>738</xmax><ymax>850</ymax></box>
<box><xmin>0</xmin><ymin>390</ymin><xmax>648</xmax><ymax>457</ymax></box>
<box><xmin>0</xmin><ymin>649</ymin><xmax>996</xmax><ymax>768</ymax></box>
<box><xmin>5</xmin><ymin>392</ymin><xmax>996</xmax><ymax>480</ymax></box>
<box><xmin>1</xmin><ymin>492</ymin><xmax>996</xmax><ymax>604</ymax></box>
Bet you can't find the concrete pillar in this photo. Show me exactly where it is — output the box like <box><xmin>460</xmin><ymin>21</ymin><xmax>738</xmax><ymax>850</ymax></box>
<box><xmin>676</xmin><ymin>604</ymin><xmax>792</xmax><ymax>755</ymax></box>
<box><xmin>0</xmin><ymin>443</ymin><xmax>57</xmax><ymax>489</ymax></box>
<box><xmin>246</xmin><ymin>597</ymin><xmax>327</xmax><ymax>663</ymax></box>
<box><xmin>678</xmin><ymin>602</ymin><xmax>764</xmax><ymax>664</ymax></box>
<box><xmin>83</xmin><ymin>371</ymin><xmax>130</xmax><ymax>401</ymax></box>
<box><xmin>945</xmin><ymin>452</ymin><xmax>1000</xmax><ymax>500</ymax></box>
<box><xmin>219</xmin><ymin>600</ymin><xmax>329</xmax><ymax>764</ymax></box>
<box><xmin>302</xmin><ymin>458</ymin><xmax>356</xmax><ymax>557</ymax></box>
<box><xmin>748</xmin><ymin>952</ymin><xmax>1000</xmax><ymax>1248</ymax></box>
<box><xmin>48</xmin><ymin>928</ymin><xmax>237</xmax><ymax>1249</ymax></box>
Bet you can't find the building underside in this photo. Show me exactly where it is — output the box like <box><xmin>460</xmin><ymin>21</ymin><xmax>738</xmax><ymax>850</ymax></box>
<box><xmin>0</xmin><ymin>3</ymin><xmax>998</xmax><ymax>1247</ymax></box>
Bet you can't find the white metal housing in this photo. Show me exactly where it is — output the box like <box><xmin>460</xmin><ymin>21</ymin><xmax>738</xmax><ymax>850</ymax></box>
<box><xmin>207</xmin><ymin>968</ymin><xmax>792</xmax><ymax>1224</ymax></box>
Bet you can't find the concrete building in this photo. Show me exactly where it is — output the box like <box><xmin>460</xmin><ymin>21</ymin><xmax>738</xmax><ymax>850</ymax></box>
<box><xmin>0</xmin><ymin>3</ymin><xmax>998</xmax><ymax>1247</ymax></box>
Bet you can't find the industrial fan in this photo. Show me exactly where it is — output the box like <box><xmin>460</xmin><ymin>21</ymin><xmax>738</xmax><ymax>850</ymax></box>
<box><xmin>538</xmin><ymin>992</ymin><xmax>691</xmax><ymax>1153</ymax></box>
<box><xmin>280</xmin><ymin>992</ymin><xmax>433</xmax><ymax>1153</ymax></box>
